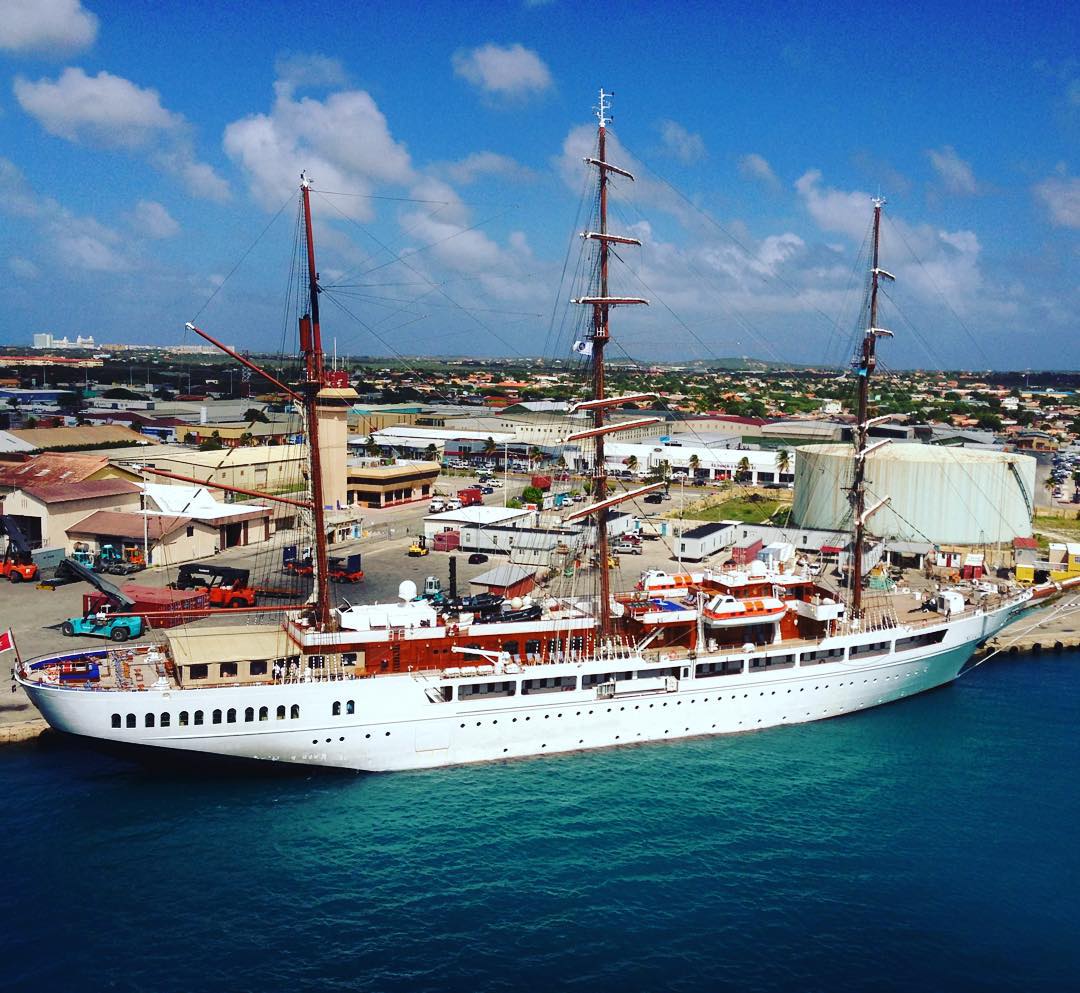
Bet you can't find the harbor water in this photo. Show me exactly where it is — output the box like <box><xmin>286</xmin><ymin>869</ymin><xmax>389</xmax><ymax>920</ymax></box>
<box><xmin>3</xmin><ymin>653</ymin><xmax>1078</xmax><ymax>993</ymax></box>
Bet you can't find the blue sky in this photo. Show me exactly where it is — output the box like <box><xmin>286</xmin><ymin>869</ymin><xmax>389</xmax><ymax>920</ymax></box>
<box><xmin>0</xmin><ymin>0</ymin><xmax>1076</xmax><ymax>370</ymax></box>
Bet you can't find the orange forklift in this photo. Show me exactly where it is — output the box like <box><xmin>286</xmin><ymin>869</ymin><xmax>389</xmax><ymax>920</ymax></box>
<box><xmin>171</xmin><ymin>564</ymin><xmax>257</xmax><ymax>608</ymax></box>
<box><xmin>0</xmin><ymin>516</ymin><xmax>39</xmax><ymax>583</ymax></box>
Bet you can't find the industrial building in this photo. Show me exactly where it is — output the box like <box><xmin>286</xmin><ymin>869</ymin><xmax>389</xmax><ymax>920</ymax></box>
<box><xmin>677</xmin><ymin>521</ymin><xmax>738</xmax><ymax>562</ymax></box>
<box><xmin>792</xmin><ymin>443</ymin><xmax>1036</xmax><ymax>544</ymax></box>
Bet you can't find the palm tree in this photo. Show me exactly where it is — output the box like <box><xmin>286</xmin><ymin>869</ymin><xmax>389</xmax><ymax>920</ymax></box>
<box><xmin>736</xmin><ymin>456</ymin><xmax>751</xmax><ymax>483</ymax></box>
<box><xmin>483</xmin><ymin>436</ymin><xmax>497</xmax><ymax>461</ymax></box>
<box><xmin>529</xmin><ymin>446</ymin><xmax>544</xmax><ymax>468</ymax></box>
<box><xmin>425</xmin><ymin>443</ymin><xmax>438</xmax><ymax>463</ymax></box>
<box><xmin>365</xmin><ymin>435</ymin><xmax>381</xmax><ymax>458</ymax></box>
<box><xmin>688</xmin><ymin>453</ymin><xmax>700</xmax><ymax>478</ymax></box>
<box><xmin>775</xmin><ymin>448</ymin><xmax>791</xmax><ymax>478</ymax></box>
<box><xmin>626</xmin><ymin>454</ymin><xmax>639</xmax><ymax>475</ymax></box>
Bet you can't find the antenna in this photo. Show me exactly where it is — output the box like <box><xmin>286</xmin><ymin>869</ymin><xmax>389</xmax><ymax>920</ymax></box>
<box><xmin>596</xmin><ymin>88</ymin><xmax>613</xmax><ymax>128</ymax></box>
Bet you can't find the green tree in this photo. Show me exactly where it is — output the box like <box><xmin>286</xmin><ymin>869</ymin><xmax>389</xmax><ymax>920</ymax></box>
<box><xmin>625</xmin><ymin>454</ymin><xmax>639</xmax><ymax>474</ymax></box>
<box><xmin>688</xmin><ymin>453</ymin><xmax>700</xmax><ymax>477</ymax></box>
<box><xmin>521</xmin><ymin>485</ymin><xmax>544</xmax><ymax>504</ymax></box>
<box><xmin>775</xmin><ymin>449</ymin><xmax>791</xmax><ymax>476</ymax></box>
<box><xmin>425</xmin><ymin>443</ymin><xmax>438</xmax><ymax>462</ymax></box>
<box><xmin>365</xmin><ymin>435</ymin><xmax>381</xmax><ymax>457</ymax></box>
<box><xmin>737</xmin><ymin>456</ymin><xmax>752</xmax><ymax>482</ymax></box>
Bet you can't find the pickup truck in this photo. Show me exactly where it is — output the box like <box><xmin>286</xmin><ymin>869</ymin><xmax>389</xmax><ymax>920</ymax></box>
<box><xmin>612</xmin><ymin>541</ymin><xmax>642</xmax><ymax>555</ymax></box>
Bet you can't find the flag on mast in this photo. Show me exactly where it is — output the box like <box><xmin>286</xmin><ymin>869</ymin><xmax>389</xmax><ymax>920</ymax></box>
<box><xmin>572</xmin><ymin>340</ymin><xmax>593</xmax><ymax>356</ymax></box>
<box><xmin>0</xmin><ymin>629</ymin><xmax>15</xmax><ymax>654</ymax></box>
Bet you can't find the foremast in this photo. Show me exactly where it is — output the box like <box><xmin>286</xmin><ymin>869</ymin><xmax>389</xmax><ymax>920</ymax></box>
<box><xmin>573</xmin><ymin>90</ymin><xmax>648</xmax><ymax>636</ymax></box>
<box><xmin>849</xmin><ymin>198</ymin><xmax>895</xmax><ymax>618</ymax></box>
<box><xmin>299</xmin><ymin>173</ymin><xmax>333</xmax><ymax>630</ymax></box>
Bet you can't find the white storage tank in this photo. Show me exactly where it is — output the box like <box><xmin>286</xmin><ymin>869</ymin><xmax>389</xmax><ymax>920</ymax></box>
<box><xmin>792</xmin><ymin>443</ymin><xmax>1036</xmax><ymax>544</ymax></box>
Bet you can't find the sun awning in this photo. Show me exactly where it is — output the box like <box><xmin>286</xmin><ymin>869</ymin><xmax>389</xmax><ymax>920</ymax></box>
<box><xmin>165</xmin><ymin>624</ymin><xmax>297</xmax><ymax>667</ymax></box>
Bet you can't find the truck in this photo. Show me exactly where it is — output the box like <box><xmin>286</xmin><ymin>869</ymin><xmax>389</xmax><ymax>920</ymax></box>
<box><xmin>83</xmin><ymin>584</ymin><xmax>209</xmax><ymax>630</ymax></box>
<box><xmin>458</xmin><ymin>487</ymin><xmax>484</xmax><ymax>507</ymax></box>
<box><xmin>59</xmin><ymin>559</ymin><xmax>145</xmax><ymax>642</ymax></box>
<box><xmin>531</xmin><ymin>474</ymin><xmax>552</xmax><ymax>491</ymax></box>
<box><xmin>0</xmin><ymin>516</ymin><xmax>39</xmax><ymax>583</ymax></box>
<box><xmin>96</xmin><ymin>543</ymin><xmax>145</xmax><ymax>575</ymax></box>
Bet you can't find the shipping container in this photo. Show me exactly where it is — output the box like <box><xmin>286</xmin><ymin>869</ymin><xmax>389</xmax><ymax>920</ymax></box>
<box><xmin>458</xmin><ymin>487</ymin><xmax>484</xmax><ymax>507</ymax></box>
<box><xmin>531</xmin><ymin>475</ymin><xmax>552</xmax><ymax>490</ymax></box>
<box><xmin>84</xmin><ymin>585</ymin><xmax>211</xmax><ymax>629</ymax></box>
<box><xmin>433</xmin><ymin>530</ymin><xmax>461</xmax><ymax>552</ymax></box>
<box><xmin>730</xmin><ymin>538</ymin><xmax>763</xmax><ymax>565</ymax></box>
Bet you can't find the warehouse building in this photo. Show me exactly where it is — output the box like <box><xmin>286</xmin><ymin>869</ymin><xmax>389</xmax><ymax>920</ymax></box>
<box><xmin>792</xmin><ymin>443</ymin><xmax>1036</xmax><ymax>544</ymax></box>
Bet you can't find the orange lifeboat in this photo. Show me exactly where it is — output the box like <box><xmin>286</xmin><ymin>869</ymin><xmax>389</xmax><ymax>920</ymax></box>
<box><xmin>702</xmin><ymin>593</ymin><xmax>787</xmax><ymax>628</ymax></box>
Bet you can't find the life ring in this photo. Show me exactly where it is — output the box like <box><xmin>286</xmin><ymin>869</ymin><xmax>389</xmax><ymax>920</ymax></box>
<box><xmin>446</xmin><ymin>624</ymin><xmax>459</xmax><ymax>637</ymax></box>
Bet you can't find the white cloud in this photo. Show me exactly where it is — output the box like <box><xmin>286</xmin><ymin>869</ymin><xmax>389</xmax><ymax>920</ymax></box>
<box><xmin>131</xmin><ymin>199</ymin><xmax>179</xmax><ymax>239</ymax></box>
<box><xmin>224</xmin><ymin>75</ymin><xmax>414</xmax><ymax>220</ymax></box>
<box><xmin>657</xmin><ymin>119</ymin><xmax>705</xmax><ymax>164</ymax></box>
<box><xmin>1033</xmin><ymin>172</ymin><xmax>1080</xmax><ymax>228</ymax></box>
<box><xmin>14</xmin><ymin>68</ymin><xmax>229</xmax><ymax>201</ymax></box>
<box><xmin>927</xmin><ymin>145</ymin><xmax>978</xmax><ymax>195</ymax></box>
<box><xmin>0</xmin><ymin>155</ymin><xmax>130</xmax><ymax>271</ymax></box>
<box><xmin>439</xmin><ymin>151</ymin><xmax>535</xmax><ymax>185</ymax></box>
<box><xmin>274</xmin><ymin>52</ymin><xmax>348</xmax><ymax>92</ymax></box>
<box><xmin>794</xmin><ymin>169</ymin><xmax>870</xmax><ymax>241</ymax></box>
<box><xmin>8</xmin><ymin>256</ymin><xmax>40</xmax><ymax>279</ymax></box>
<box><xmin>452</xmin><ymin>43</ymin><xmax>552</xmax><ymax>98</ymax></box>
<box><xmin>0</xmin><ymin>0</ymin><xmax>97</xmax><ymax>55</ymax></box>
<box><xmin>738</xmin><ymin>153</ymin><xmax>780</xmax><ymax>189</ymax></box>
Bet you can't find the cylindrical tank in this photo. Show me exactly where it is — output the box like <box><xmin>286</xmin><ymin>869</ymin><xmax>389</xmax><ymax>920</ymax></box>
<box><xmin>792</xmin><ymin>443</ymin><xmax>1036</xmax><ymax>544</ymax></box>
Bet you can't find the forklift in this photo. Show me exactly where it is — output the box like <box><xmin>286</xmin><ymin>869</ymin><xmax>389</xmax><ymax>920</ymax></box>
<box><xmin>0</xmin><ymin>516</ymin><xmax>39</xmax><ymax>583</ymax></box>
<box><xmin>59</xmin><ymin>559</ymin><xmax>144</xmax><ymax>642</ymax></box>
<box><xmin>171</xmin><ymin>564</ymin><xmax>258</xmax><ymax>608</ymax></box>
<box><xmin>407</xmin><ymin>535</ymin><xmax>429</xmax><ymax>557</ymax></box>
<box><xmin>96</xmin><ymin>543</ymin><xmax>144</xmax><ymax>576</ymax></box>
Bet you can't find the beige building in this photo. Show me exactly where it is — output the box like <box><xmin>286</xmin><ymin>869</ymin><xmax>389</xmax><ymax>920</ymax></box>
<box><xmin>345</xmin><ymin>462</ymin><xmax>441</xmax><ymax>508</ymax></box>
<box><xmin>2</xmin><ymin>479</ymin><xmax>142</xmax><ymax>549</ymax></box>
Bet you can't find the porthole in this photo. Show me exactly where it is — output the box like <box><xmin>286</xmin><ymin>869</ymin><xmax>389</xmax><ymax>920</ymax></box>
<box><xmin>365</xmin><ymin>733</ymin><xmax>371</xmax><ymax>739</ymax></box>
<box><xmin>339</xmin><ymin>737</ymin><xmax>344</xmax><ymax>742</ymax></box>
<box><xmin>384</xmin><ymin>731</ymin><xmax>390</xmax><ymax>737</ymax></box>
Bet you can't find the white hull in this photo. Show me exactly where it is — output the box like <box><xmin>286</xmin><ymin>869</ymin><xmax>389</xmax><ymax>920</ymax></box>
<box><xmin>20</xmin><ymin>600</ymin><xmax>1022</xmax><ymax>772</ymax></box>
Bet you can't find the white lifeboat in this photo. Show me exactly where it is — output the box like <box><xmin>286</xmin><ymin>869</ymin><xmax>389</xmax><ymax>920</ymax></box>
<box><xmin>702</xmin><ymin>593</ymin><xmax>787</xmax><ymax>628</ymax></box>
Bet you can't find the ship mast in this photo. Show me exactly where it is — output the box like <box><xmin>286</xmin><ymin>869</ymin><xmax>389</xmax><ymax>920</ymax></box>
<box><xmin>574</xmin><ymin>90</ymin><xmax>648</xmax><ymax>636</ymax></box>
<box><xmin>299</xmin><ymin>172</ymin><xmax>333</xmax><ymax>630</ymax></box>
<box><xmin>849</xmin><ymin>197</ymin><xmax>894</xmax><ymax>618</ymax></box>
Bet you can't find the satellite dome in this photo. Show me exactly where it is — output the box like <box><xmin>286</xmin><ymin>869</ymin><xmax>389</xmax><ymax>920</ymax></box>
<box><xmin>398</xmin><ymin>580</ymin><xmax>417</xmax><ymax>601</ymax></box>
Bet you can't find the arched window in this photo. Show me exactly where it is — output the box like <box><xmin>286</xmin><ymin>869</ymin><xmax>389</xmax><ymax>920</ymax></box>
<box><xmin>160</xmin><ymin>712</ymin><xmax>170</xmax><ymax>727</ymax></box>
<box><xmin>125</xmin><ymin>713</ymin><xmax>136</xmax><ymax>728</ymax></box>
<box><xmin>212</xmin><ymin>709</ymin><xmax>222</xmax><ymax>725</ymax></box>
<box><xmin>346</xmin><ymin>700</ymin><xmax>355</xmax><ymax>715</ymax></box>
<box><xmin>290</xmin><ymin>704</ymin><xmax>300</xmax><ymax>719</ymax></box>
<box><xmin>111</xmin><ymin>714</ymin><xmax>121</xmax><ymax>729</ymax></box>
<box><xmin>244</xmin><ymin>707</ymin><xmax>254</xmax><ymax>722</ymax></box>
<box><xmin>145</xmin><ymin>713</ymin><xmax>155</xmax><ymax>728</ymax></box>
<box><xmin>227</xmin><ymin>708</ymin><xmax>236</xmax><ymax>724</ymax></box>
<box><xmin>194</xmin><ymin>710</ymin><xmax>204</xmax><ymax>726</ymax></box>
<box><xmin>179</xmin><ymin>711</ymin><xmax>189</xmax><ymax>727</ymax></box>
<box><xmin>276</xmin><ymin>705</ymin><xmax>286</xmax><ymax>720</ymax></box>
<box><xmin>259</xmin><ymin>706</ymin><xmax>268</xmax><ymax>721</ymax></box>
<box><xmin>332</xmin><ymin>701</ymin><xmax>341</xmax><ymax>716</ymax></box>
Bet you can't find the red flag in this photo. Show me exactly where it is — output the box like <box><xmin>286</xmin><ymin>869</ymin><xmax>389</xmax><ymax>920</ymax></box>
<box><xmin>0</xmin><ymin>630</ymin><xmax>13</xmax><ymax>654</ymax></box>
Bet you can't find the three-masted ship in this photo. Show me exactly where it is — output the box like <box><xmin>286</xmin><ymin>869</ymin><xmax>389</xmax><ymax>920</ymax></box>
<box><xmin>17</xmin><ymin>93</ymin><xmax>1038</xmax><ymax>771</ymax></box>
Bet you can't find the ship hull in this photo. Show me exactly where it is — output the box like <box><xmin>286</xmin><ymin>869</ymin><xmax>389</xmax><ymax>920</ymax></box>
<box><xmin>19</xmin><ymin>602</ymin><xmax>1018</xmax><ymax>773</ymax></box>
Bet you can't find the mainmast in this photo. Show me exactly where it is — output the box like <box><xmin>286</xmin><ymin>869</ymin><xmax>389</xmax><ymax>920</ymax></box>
<box><xmin>299</xmin><ymin>172</ymin><xmax>333</xmax><ymax>630</ymax></box>
<box><xmin>573</xmin><ymin>90</ymin><xmax>648</xmax><ymax>636</ymax></box>
<box><xmin>849</xmin><ymin>197</ymin><xmax>894</xmax><ymax>618</ymax></box>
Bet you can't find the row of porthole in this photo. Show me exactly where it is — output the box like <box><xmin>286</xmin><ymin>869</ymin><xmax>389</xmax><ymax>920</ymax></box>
<box><xmin>457</xmin><ymin>671</ymin><xmax>934</xmax><ymax>731</ymax></box>
<box><xmin>314</xmin><ymin>731</ymin><xmax>391</xmax><ymax>745</ymax></box>
<box><xmin>112</xmin><ymin>704</ymin><xmax>301</xmax><ymax>730</ymax></box>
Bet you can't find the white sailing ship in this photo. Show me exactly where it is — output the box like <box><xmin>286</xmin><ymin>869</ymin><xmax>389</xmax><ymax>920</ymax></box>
<box><xmin>17</xmin><ymin>92</ymin><xmax>1046</xmax><ymax>772</ymax></box>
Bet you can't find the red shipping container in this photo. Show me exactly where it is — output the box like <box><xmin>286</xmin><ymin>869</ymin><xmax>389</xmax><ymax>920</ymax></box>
<box><xmin>458</xmin><ymin>487</ymin><xmax>483</xmax><ymax>506</ymax></box>
<box><xmin>731</xmin><ymin>538</ymin><xmax>763</xmax><ymax>565</ymax></box>
<box><xmin>84</xmin><ymin>585</ymin><xmax>211</xmax><ymax>629</ymax></box>
<box><xmin>531</xmin><ymin>475</ymin><xmax>552</xmax><ymax>490</ymax></box>
<box><xmin>433</xmin><ymin>530</ymin><xmax>461</xmax><ymax>551</ymax></box>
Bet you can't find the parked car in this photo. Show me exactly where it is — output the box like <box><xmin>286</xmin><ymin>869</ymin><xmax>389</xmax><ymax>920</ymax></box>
<box><xmin>468</xmin><ymin>553</ymin><xmax>488</xmax><ymax>565</ymax></box>
<box><xmin>479</xmin><ymin>485</ymin><xmax>494</xmax><ymax>494</ymax></box>
<box><xmin>644</xmin><ymin>493</ymin><xmax>664</xmax><ymax>504</ymax></box>
<box><xmin>612</xmin><ymin>542</ymin><xmax>642</xmax><ymax>555</ymax></box>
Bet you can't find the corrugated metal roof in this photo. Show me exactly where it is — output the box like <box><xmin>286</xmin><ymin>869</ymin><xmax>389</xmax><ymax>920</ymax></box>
<box><xmin>8</xmin><ymin>424</ymin><xmax>157</xmax><ymax>449</ymax></box>
<box><xmin>20</xmin><ymin>478</ymin><xmax>141</xmax><ymax>503</ymax></box>
<box><xmin>0</xmin><ymin>452</ymin><xmax>114</xmax><ymax>484</ymax></box>
<box><xmin>66</xmin><ymin>511</ymin><xmax>191</xmax><ymax>540</ymax></box>
<box><xmin>469</xmin><ymin>564</ymin><xmax>536</xmax><ymax>588</ymax></box>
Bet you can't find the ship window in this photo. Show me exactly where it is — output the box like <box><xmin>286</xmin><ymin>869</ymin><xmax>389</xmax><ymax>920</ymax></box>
<box><xmin>346</xmin><ymin>700</ymin><xmax>355</xmax><ymax>714</ymax></box>
<box><xmin>749</xmin><ymin>654</ymin><xmax>796</xmax><ymax>672</ymax></box>
<box><xmin>250</xmin><ymin>660</ymin><xmax>268</xmax><ymax>677</ymax></box>
<box><xmin>291</xmin><ymin>704</ymin><xmax>300</xmax><ymax>719</ymax></box>
<box><xmin>850</xmin><ymin>641</ymin><xmax>891</xmax><ymax>659</ymax></box>
<box><xmin>179</xmin><ymin>711</ymin><xmax>189</xmax><ymax>726</ymax></box>
<box><xmin>502</xmin><ymin>641</ymin><xmax>520</xmax><ymax>656</ymax></box>
<box><xmin>220</xmin><ymin>662</ymin><xmax>238</xmax><ymax>678</ymax></box>
<box><xmin>212</xmin><ymin>709</ymin><xmax>222</xmax><ymax>725</ymax></box>
<box><xmin>189</xmin><ymin>664</ymin><xmax>208</xmax><ymax>681</ymax></box>
<box><xmin>111</xmin><ymin>714</ymin><xmax>121</xmax><ymax>728</ymax></box>
<box><xmin>581</xmin><ymin>671</ymin><xmax>631</xmax><ymax>688</ymax></box>
<box><xmin>244</xmin><ymin>707</ymin><xmax>254</xmax><ymax>722</ymax></box>
<box><xmin>161</xmin><ymin>712</ymin><xmax>170</xmax><ymax>727</ymax></box>
<box><xmin>126</xmin><ymin>714</ymin><xmax>136</xmax><ymax>728</ymax></box>
<box><xmin>259</xmin><ymin>706</ymin><xmax>268</xmax><ymax>721</ymax></box>
<box><xmin>145</xmin><ymin>713</ymin><xmax>155</xmax><ymax>728</ymax></box>
<box><xmin>522</xmin><ymin>676</ymin><xmax>577</xmax><ymax>694</ymax></box>
<box><xmin>637</xmin><ymin>666</ymin><xmax>681</xmax><ymax>679</ymax></box>
<box><xmin>525</xmin><ymin>640</ymin><xmax>541</xmax><ymax>656</ymax></box>
<box><xmin>801</xmin><ymin>647</ymin><xmax>846</xmax><ymax>666</ymax></box>
<box><xmin>333</xmin><ymin>701</ymin><xmax>341</xmax><ymax>716</ymax></box>
<box><xmin>458</xmin><ymin>681</ymin><xmax>516</xmax><ymax>700</ymax></box>
<box><xmin>194</xmin><ymin>710</ymin><xmax>204</xmax><ymax>726</ymax></box>
<box><xmin>227</xmin><ymin>708</ymin><xmax>236</xmax><ymax>724</ymax></box>
<box><xmin>276</xmin><ymin>705</ymin><xmax>286</xmax><ymax>720</ymax></box>
<box><xmin>695</xmin><ymin>659</ymin><xmax>744</xmax><ymax>678</ymax></box>
<box><xmin>896</xmin><ymin>630</ymin><xmax>946</xmax><ymax>651</ymax></box>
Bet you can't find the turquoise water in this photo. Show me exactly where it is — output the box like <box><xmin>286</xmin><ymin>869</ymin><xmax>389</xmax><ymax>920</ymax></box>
<box><xmin>3</xmin><ymin>654</ymin><xmax>1078</xmax><ymax>993</ymax></box>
